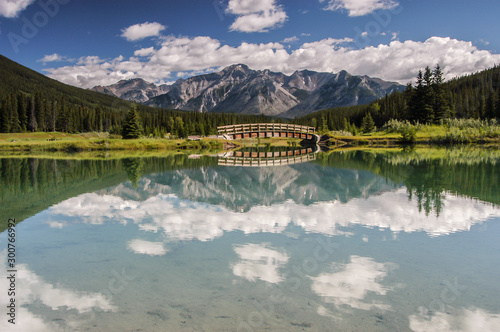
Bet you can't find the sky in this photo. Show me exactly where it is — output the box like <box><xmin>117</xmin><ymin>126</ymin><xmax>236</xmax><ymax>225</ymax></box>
<box><xmin>1</xmin><ymin>0</ymin><xmax>499</xmax><ymax>89</ymax></box>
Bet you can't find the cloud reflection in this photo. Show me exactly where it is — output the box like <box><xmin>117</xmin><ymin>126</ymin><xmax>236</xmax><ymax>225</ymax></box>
<box><xmin>0</xmin><ymin>251</ymin><xmax>116</xmax><ymax>331</ymax></box>
<box><xmin>47</xmin><ymin>188</ymin><xmax>500</xmax><ymax>242</ymax></box>
<box><xmin>310</xmin><ymin>255</ymin><xmax>396</xmax><ymax>311</ymax></box>
<box><xmin>232</xmin><ymin>243</ymin><xmax>289</xmax><ymax>284</ymax></box>
<box><xmin>409</xmin><ymin>307</ymin><xmax>500</xmax><ymax>332</ymax></box>
<box><xmin>127</xmin><ymin>239</ymin><xmax>169</xmax><ymax>256</ymax></box>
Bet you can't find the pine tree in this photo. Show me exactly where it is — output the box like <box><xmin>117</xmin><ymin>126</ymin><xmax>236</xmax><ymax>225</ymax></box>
<box><xmin>28</xmin><ymin>96</ymin><xmax>37</xmax><ymax>132</ymax></box>
<box><xmin>0</xmin><ymin>101</ymin><xmax>9</xmax><ymax>133</ymax></box>
<box><xmin>422</xmin><ymin>66</ymin><xmax>435</xmax><ymax>123</ymax></box>
<box><xmin>17</xmin><ymin>94</ymin><xmax>27</xmax><ymax>131</ymax></box>
<box><xmin>121</xmin><ymin>105</ymin><xmax>143</xmax><ymax>139</ymax></box>
<box><xmin>9</xmin><ymin>94</ymin><xmax>21</xmax><ymax>132</ymax></box>
<box><xmin>361</xmin><ymin>112</ymin><xmax>375</xmax><ymax>133</ymax></box>
<box><xmin>432</xmin><ymin>65</ymin><xmax>451</xmax><ymax>123</ymax></box>
<box><xmin>409</xmin><ymin>70</ymin><xmax>426</xmax><ymax>122</ymax></box>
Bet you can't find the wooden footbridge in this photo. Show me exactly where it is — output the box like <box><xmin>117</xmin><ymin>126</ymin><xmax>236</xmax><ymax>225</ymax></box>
<box><xmin>217</xmin><ymin>123</ymin><xmax>317</xmax><ymax>141</ymax></box>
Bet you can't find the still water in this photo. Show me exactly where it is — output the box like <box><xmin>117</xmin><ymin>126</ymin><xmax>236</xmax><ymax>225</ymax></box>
<box><xmin>1</xmin><ymin>148</ymin><xmax>499</xmax><ymax>331</ymax></box>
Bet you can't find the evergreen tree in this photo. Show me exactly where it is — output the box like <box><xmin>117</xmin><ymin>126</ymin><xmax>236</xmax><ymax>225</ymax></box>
<box><xmin>432</xmin><ymin>65</ymin><xmax>451</xmax><ymax>123</ymax></box>
<box><xmin>17</xmin><ymin>94</ymin><xmax>27</xmax><ymax>131</ymax></box>
<box><xmin>409</xmin><ymin>70</ymin><xmax>426</xmax><ymax>122</ymax></box>
<box><xmin>0</xmin><ymin>101</ymin><xmax>9</xmax><ymax>133</ymax></box>
<box><xmin>121</xmin><ymin>105</ymin><xmax>143</xmax><ymax>139</ymax></box>
<box><xmin>361</xmin><ymin>112</ymin><xmax>375</xmax><ymax>133</ymax></box>
<box><xmin>9</xmin><ymin>94</ymin><xmax>21</xmax><ymax>132</ymax></box>
<box><xmin>422</xmin><ymin>66</ymin><xmax>435</xmax><ymax>123</ymax></box>
<box><xmin>28</xmin><ymin>96</ymin><xmax>37</xmax><ymax>132</ymax></box>
<box><xmin>318</xmin><ymin>114</ymin><xmax>328</xmax><ymax>133</ymax></box>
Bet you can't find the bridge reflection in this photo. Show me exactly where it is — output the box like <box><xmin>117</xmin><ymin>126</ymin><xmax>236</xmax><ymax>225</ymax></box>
<box><xmin>218</xmin><ymin>146</ymin><xmax>318</xmax><ymax>167</ymax></box>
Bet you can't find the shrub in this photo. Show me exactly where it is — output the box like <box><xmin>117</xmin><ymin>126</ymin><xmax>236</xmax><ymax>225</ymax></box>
<box><xmin>398</xmin><ymin>127</ymin><xmax>417</xmax><ymax>144</ymax></box>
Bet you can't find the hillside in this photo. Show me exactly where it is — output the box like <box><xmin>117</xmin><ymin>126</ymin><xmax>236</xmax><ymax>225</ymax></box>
<box><xmin>0</xmin><ymin>55</ymin><xmax>276</xmax><ymax>136</ymax></box>
<box><xmin>0</xmin><ymin>54</ymin><xmax>130</xmax><ymax>110</ymax></box>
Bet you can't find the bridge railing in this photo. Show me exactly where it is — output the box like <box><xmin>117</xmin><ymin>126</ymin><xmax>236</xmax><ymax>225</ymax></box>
<box><xmin>217</xmin><ymin>123</ymin><xmax>315</xmax><ymax>135</ymax></box>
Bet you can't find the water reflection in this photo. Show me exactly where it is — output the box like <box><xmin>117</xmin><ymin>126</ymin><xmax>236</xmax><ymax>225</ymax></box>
<box><xmin>310</xmin><ymin>256</ymin><xmax>396</xmax><ymax>311</ymax></box>
<box><xmin>1</xmin><ymin>148</ymin><xmax>499</xmax><ymax>331</ymax></box>
<box><xmin>0</xmin><ymin>252</ymin><xmax>116</xmax><ymax>332</ymax></box>
<box><xmin>127</xmin><ymin>239</ymin><xmax>169</xmax><ymax>256</ymax></box>
<box><xmin>409</xmin><ymin>308</ymin><xmax>500</xmax><ymax>332</ymax></box>
<box><xmin>47</xmin><ymin>187</ymin><xmax>499</xmax><ymax>240</ymax></box>
<box><xmin>232</xmin><ymin>243</ymin><xmax>289</xmax><ymax>284</ymax></box>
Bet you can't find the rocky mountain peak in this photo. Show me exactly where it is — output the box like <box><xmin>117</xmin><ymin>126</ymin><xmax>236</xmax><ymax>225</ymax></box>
<box><xmin>92</xmin><ymin>64</ymin><xmax>405</xmax><ymax>117</ymax></box>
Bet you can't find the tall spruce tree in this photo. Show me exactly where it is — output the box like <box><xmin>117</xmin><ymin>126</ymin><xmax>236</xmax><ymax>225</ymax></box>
<box><xmin>432</xmin><ymin>65</ymin><xmax>451</xmax><ymax>123</ymax></box>
<box><xmin>28</xmin><ymin>96</ymin><xmax>37</xmax><ymax>132</ymax></box>
<box><xmin>422</xmin><ymin>66</ymin><xmax>435</xmax><ymax>123</ymax></box>
<box><xmin>121</xmin><ymin>105</ymin><xmax>143</xmax><ymax>139</ymax></box>
<box><xmin>361</xmin><ymin>112</ymin><xmax>375</xmax><ymax>133</ymax></box>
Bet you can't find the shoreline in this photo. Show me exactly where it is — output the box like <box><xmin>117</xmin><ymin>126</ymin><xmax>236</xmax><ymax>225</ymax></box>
<box><xmin>0</xmin><ymin>131</ymin><xmax>499</xmax><ymax>153</ymax></box>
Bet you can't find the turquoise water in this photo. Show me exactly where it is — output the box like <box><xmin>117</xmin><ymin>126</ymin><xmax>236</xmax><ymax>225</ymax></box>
<box><xmin>1</xmin><ymin>149</ymin><xmax>499</xmax><ymax>331</ymax></box>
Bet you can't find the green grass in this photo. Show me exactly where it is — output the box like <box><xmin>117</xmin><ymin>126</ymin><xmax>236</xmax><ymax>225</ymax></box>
<box><xmin>328</xmin><ymin>121</ymin><xmax>500</xmax><ymax>146</ymax></box>
<box><xmin>0</xmin><ymin>132</ymin><xmax>226</xmax><ymax>152</ymax></box>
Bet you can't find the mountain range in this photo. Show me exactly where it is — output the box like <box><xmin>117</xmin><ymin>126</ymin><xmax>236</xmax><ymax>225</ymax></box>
<box><xmin>91</xmin><ymin>64</ymin><xmax>404</xmax><ymax>118</ymax></box>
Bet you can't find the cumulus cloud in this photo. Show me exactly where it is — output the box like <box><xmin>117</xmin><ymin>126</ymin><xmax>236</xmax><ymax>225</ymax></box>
<box><xmin>321</xmin><ymin>0</ymin><xmax>399</xmax><ymax>16</ymax></box>
<box><xmin>226</xmin><ymin>0</ymin><xmax>287</xmax><ymax>32</ymax></box>
<box><xmin>121</xmin><ymin>22</ymin><xmax>166</xmax><ymax>41</ymax></box>
<box><xmin>37</xmin><ymin>53</ymin><xmax>72</xmax><ymax>64</ymax></box>
<box><xmin>282</xmin><ymin>36</ymin><xmax>299</xmax><ymax>44</ymax></box>
<box><xmin>45</xmin><ymin>36</ymin><xmax>500</xmax><ymax>89</ymax></box>
<box><xmin>0</xmin><ymin>0</ymin><xmax>35</xmax><ymax>18</ymax></box>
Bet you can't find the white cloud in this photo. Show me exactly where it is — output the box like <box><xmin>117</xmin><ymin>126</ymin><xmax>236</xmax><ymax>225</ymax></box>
<box><xmin>121</xmin><ymin>22</ymin><xmax>166</xmax><ymax>41</ymax></box>
<box><xmin>37</xmin><ymin>53</ymin><xmax>71</xmax><ymax>64</ymax></box>
<box><xmin>134</xmin><ymin>47</ymin><xmax>156</xmax><ymax>57</ymax></box>
<box><xmin>45</xmin><ymin>36</ymin><xmax>500</xmax><ymax>89</ymax></box>
<box><xmin>321</xmin><ymin>0</ymin><xmax>399</xmax><ymax>16</ymax></box>
<box><xmin>282</xmin><ymin>36</ymin><xmax>299</xmax><ymax>44</ymax></box>
<box><xmin>310</xmin><ymin>255</ymin><xmax>396</xmax><ymax>311</ymax></box>
<box><xmin>409</xmin><ymin>308</ymin><xmax>500</xmax><ymax>332</ymax></box>
<box><xmin>226</xmin><ymin>0</ymin><xmax>287</xmax><ymax>32</ymax></box>
<box><xmin>232</xmin><ymin>243</ymin><xmax>289</xmax><ymax>283</ymax></box>
<box><xmin>0</xmin><ymin>0</ymin><xmax>35</xmax><ymax>18</ymax></box>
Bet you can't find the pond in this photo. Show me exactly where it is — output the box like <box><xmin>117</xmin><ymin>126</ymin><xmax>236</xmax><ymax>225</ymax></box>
<box><xmin>1</xmin><ymin>148</ymin><xmax>499</xmax><ymax>331</ymax></box>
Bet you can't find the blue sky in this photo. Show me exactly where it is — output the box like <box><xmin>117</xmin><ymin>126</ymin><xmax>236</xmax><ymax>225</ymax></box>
<box><xmin>1</xmin><ymin>0</ymin><xmax>499</xmax><ymax>88</ymax></box>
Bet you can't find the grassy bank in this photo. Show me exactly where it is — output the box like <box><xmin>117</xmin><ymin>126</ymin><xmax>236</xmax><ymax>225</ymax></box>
<box><xmin>1</xmin><ymin>120</ymin><xmax>499</xmax><ymax>153</ymax></box>
<box><xmin>0</xmin><ymin>132</ymin><xmax>227</xmax><ymax>152</ymax></box>
<box><xmin>0</xmin><ymin>132</ymin><xmax>304</xmax><ymax>152</ymax></box>
<box><xmin>327</xmin><ymin>119</ymin><xmax>500</xmax><ymax>147</ymax></box>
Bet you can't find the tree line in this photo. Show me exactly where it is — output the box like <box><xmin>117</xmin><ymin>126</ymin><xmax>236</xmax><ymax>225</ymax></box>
<box><xmin>0</xmin><ymin>54</ymin><xmax>280</xmax><ymax>137</ymax></box>
<box><xmin>0</xmin><ymin>91</ymin><xmax>283</xmax><ymax>137</ymax></box>
<box><xmin>293</xmin><ymin>64</ymin><xmax>500</xmax><ymax>132</ymax></box>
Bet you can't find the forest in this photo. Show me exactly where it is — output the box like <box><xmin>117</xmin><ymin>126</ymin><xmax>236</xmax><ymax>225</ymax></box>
<box><xmin>294</xmin><ymin>65</ymin><xmax>500</xmax><ymax>131</ymax></box>
<box><xmin>1</xmin><ymin>53</ymin><xmax>499</xmax><ymax>137</ymax></box>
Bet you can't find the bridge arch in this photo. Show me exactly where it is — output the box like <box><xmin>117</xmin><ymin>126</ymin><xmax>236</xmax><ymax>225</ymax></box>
<box><xmin>217</xmin><ymin>123</ymin><xmax>316</xmax><ymax>141</ymax></box>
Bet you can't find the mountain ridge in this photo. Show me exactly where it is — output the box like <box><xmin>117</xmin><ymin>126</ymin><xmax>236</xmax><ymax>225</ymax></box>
<box><xmin>91</xmin><ymin>64</ymin><xmax>404</xmax><ymax>118</ymax></box>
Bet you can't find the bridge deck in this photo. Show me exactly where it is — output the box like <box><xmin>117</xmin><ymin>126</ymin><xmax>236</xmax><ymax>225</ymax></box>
<box><xmin>217</xmin><ymin>123</ymin><xmax>315</xmax><ymax>135</ymax></box>
<box><xmin>217</xmin><ymin>123</ymin><xmax>316</xmax><ymax>140</ymax></box>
